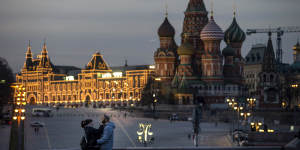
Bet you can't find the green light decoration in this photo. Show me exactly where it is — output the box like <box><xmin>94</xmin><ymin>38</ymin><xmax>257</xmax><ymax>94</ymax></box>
<box><xmin>137</xmin><ymin>123</ymin><xmax>154</xmax><ymax>146</ymax></box>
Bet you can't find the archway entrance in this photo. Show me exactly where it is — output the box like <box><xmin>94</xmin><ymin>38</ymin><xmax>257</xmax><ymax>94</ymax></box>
<box><xmin>85</xmin><ymin>95</ymin><xmax>91</xmax><ymax>107</ymax></box>
<box><xmin>30</xmin><ymin>97</ymin><xmax>35</xmax><ymax>105</ymax></box>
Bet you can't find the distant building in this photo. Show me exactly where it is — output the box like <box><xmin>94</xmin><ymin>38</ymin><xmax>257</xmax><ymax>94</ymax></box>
<box><xmin>153</xmin><ymin>0</ymin><xmax>247</xmax><ymax>106</ymax></box>
<box><xmin>284</xmin><ymin>41</ymin><xmax>300</xmax><ymax>109</ymax></box>
<box><xmin>244</xmin><ymin>44</ymin><xmax>266</xmax><ymax>95</ymax></box>
<box><xmin>16</xmin><ymin>42</ymin><xmax>154</xmax><ymax>106</ymax></box>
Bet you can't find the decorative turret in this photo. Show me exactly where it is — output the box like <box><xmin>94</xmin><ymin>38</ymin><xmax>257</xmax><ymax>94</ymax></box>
<box><xmin>200</xmin><ymin>8</ymin><xmax>224</xmax><ymax>80</ymax></box>
<box><xmin>224</xmin><ymin>14</ymin><xmax>246</xmax><ymax>44</ymax></box>
<box><xmin>23</xmin><ymin>41</ymin><xmax>34</xmax><ymax>71</ymax></box>
<box><xmin>182</xmin><ymin>0</ymin><xmax>208</xmax><ymax>51</ymax></box>
<box><xmin>86</xmin><ymin>52</ymin><xmax>111</xmax><ymax>71</ymax></box>
<box><xmin>223</xmin><ymin>10</ymin><xmax>246</xmax><ymax>80</ymax></box>
<box><xmin>176</xmin><ymin>37</ymin><xmax>195</xmax><ymax>77</ymax></box>
<box><xmin>200</xmin><ymin>14</ymin><xmax>224</xmax><ymax>41</ymax></box>
<box><xmin>262</xmin><ymin>33</ymin><xmax>276</xmax><ymax>72</ymax></box>
<box><xmin>154</xmin><ymin>9</ymin><xmax>178</xmax><ymax>81</ymax></box>
<box><xmin>223</xmin><ymin>43</ymin><xmax>237</xmax><ymax>79</ymax></box>
<box><xmin>158</xmin><ymin>17</ymin><xmax>175</xmax><ymax>38</ymax></box>
<box><xmin>177</xmin><ymin>41</ymin><xmax>195</xmax><ymax>56</ymax></box>
<box><xmin>37</xmin><ymin>41</ymin><xmax>53</xmax><ymax>71</ymax></box>
<box><xmin>222</xmin><ymin>44</ymin><xmax>236</xmax><ymax>57</ymax></box>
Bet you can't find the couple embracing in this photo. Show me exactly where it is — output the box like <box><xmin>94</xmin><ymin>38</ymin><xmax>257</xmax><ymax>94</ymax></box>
<box><xmin>80</xmin><ymin>114</ymin><xmax>115</xmax><ymax>150</ymax></box>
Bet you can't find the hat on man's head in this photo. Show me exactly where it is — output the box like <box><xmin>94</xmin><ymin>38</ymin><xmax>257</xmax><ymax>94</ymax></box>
<box><xmin>104</xmin><ymin>114</ymin><xmax>110</xmax><ymax>121</ymax></box>
<box><xmin>81</xmin><ymin>119</ymin><xmax>93</xmax><ymax>128</ymax></box>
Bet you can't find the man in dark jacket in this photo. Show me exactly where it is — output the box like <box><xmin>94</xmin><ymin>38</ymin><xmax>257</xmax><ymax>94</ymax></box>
<box><xmin>81</xmin><ymin>119</ymin><xmax>100</xmax><ymax>150</ymax></box>
<box><xmin>97</xmin><ymin>115</ymin><xmax>115</xmax><ymax>150</ymax></box>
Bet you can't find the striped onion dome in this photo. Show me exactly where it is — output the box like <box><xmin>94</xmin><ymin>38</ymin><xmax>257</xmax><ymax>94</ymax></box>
<box><xmin>200</xmin><ymin>16</ymin><xmax>224</xmax><ymax>40</ymax></box>
<box><xmin>224</xmin><ymin>17</ymin><xmax>246</xmax><ymax>43</ymax></box>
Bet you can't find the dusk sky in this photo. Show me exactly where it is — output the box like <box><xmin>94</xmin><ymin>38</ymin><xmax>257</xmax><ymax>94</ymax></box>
<box><xmin>1</xmin><ymin>0</ymin><xmax>300</xmax><ymax>73</ymax></box>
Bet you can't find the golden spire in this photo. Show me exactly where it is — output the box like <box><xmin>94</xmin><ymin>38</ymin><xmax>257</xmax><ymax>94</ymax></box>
<box><xmin>42</xmin><ymin>38</ymin><xmax>47</xmax><ymax>53</ymax></box>
<box><xmin>27</xmin><ymin>40</ymin><xmax>32</xmax><ymax>52</ymax></box>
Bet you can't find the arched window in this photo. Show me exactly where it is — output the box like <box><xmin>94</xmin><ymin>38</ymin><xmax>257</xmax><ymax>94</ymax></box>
<box><xmin>270</xmin><ymin>75</ymin><xmax>274</xmax><ymax>82</ymax></box>
<box><xmin>263</xmin><ymin>74</ymin><xmax>267</xmax><ymax>82</ymax></box>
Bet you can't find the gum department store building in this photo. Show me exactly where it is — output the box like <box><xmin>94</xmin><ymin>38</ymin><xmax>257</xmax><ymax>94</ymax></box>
<box><xmin>16</xmin><ymin>42</ymin><xmax>154</xmax><ymax>106</ymax></box>
<box><xmin>16</xmin><ymin>0</ymin><xmax>251</xmax><ymax>107</ymax></box>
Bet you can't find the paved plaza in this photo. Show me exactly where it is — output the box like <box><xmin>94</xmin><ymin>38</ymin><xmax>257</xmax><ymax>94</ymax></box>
<box><xmin>23</xmin><ymin>106</ymin><xmax>232</xmax><ymax>150</ymax></box>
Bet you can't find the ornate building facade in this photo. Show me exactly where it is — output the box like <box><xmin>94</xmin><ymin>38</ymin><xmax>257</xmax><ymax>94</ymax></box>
<box><xmin>154</xmin><ymin>0</ymin><xmax>247</xmax><ymax>106</ymax></box>
<box><xmin>16</xmin><ymin>42</ymin><xmax>154</xmax><ymax>106</ymax></box>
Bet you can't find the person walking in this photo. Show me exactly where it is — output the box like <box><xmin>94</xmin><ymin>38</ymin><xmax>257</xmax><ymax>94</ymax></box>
<box><xmin>97</xmin><ymin>114</ymin><xmax>115</xmax><ymax>150</ymax></box>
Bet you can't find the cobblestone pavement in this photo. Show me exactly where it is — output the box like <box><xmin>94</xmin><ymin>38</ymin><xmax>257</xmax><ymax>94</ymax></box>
<box><xmin>24</xmin><ymin>106</ymin><xmax>232</xmax><ymax>150</ymax></box>
<box><xmin>0</xmin><ymin>124</ymin><xmax>11</xmax><ymax>150</ymax></box>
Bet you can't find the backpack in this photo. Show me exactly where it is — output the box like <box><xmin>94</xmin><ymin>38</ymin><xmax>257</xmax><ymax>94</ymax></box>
<box><xmin>80</xmin><ymin>135</ymin><xmax>88</xmax><ymax>150</ymax></box>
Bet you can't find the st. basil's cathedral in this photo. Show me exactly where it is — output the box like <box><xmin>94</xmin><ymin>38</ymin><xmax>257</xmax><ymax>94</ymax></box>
<box><xmin>154</xmin><ymin>0</ymin><xmax>247</xmax><ymax>106</ymax></box>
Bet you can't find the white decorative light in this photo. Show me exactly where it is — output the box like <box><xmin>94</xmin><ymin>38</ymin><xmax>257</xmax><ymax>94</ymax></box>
<box><xmin>113</xmin><ymin>72</ymin><xmax>122</xmax><ymax>77</ymax></box>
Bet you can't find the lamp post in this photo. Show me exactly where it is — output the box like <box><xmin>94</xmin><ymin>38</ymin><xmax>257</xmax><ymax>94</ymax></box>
<box><xmin>11</xmin><ymin>84</ymin><xmax>27</xmax><ymax>150</ymax></box>
<box><xmin>226</xmin><ymin>98</ymin><xmax>236</xmax><ymax>142</ymax></box>
<box><xmin>247</xmin><ymin>98</ymin><xmax>256</xmax><ymax>111</ymax></box>
<box><xmin>233</xmin><ymin>104</ymin><xmax>243</xmax><ymax>146</ymax></box>
<box><xmin>291</xmin><ymin>83</ymin><xmax>298</xmax><ymax>126</ymax></box>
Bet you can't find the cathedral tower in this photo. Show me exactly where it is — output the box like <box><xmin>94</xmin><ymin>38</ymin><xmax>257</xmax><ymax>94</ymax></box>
<box><xmin>222</xmin><ymin>42</ymin><xmax>237</xmax><ymax>81</ymax></box>
<box><xmin>200</xmin><ymin>10</ymin><xmax>224</xmax><ymax>82</ymax></box>
<box><xmin>154</xmin><ymin>13</ymin><xmax>178</xmax><ymax>81</ymax></box>
<box><xmin>258</xmin><ymin>34</ymin><xmax>280</xmax><ymax>107</ymax></box>
<box><xmin>224</xmin><ymin>11</ymin><xmax>246</xmax><ymax>79</ymax></box>
<box><xmin>182</xmin><ymin>0</ymin><xmax>209</xmax><ymax>76</ymax></box>
<box><xmin>176</xmin><ymin>37</ymin><xmax>195</xmax><ymax>77</ymax></box>
<box><xmin>182</xmin><ymin>0</ymin><xmax>208</xmax><ymax>50</ymax></box>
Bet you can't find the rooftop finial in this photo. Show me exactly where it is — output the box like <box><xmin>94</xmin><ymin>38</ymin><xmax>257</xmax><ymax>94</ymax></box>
<box><xmin>165</xmin><ymin>2</ymin><xmax>168</xmax><ymax>17</ymax></box>
<box><xmin>28</xmin><ymin>40</ymin><xmax>31</xmax><ymax>47</ymax></box>
<box><xmin>233</xmin><ymin>0</ymin><xmax>236</xmax><ymax>17</ymax></box>
<box><xmin>210</xmin><ymin>0</ymin><xmax>214</xmax><ymax>19</ymax></box>
<box><xmin>125</xmin><ymin>58</ymin><xmax>128</xmax><ymax>67</ymax></box>
<box><xmin>43</xmin><ymin>37</ymin><xmax>47</xmax><ymax>47</ymax></box>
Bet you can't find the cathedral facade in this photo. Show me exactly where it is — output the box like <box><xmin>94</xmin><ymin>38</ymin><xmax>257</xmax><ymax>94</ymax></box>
<box><xmin>154</xmin><ymin>0</ymin><xmax>247</xmax><ymax>106</ymax></box>
<box><xmin>16</xmin><ymin>42</ymin><xmax>154</xmax><ymax>106</ymax></box>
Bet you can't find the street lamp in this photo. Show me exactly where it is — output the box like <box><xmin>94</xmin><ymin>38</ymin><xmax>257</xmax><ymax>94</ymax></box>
<box><xmin>240</xmin><ymin>112</ymin><xmax>251</xmax><ymax>120</ymax></box>
<box><xmin>247</xmin><ymin>98</ymin><xmax>256</xmax><ymax>110</ymax></box>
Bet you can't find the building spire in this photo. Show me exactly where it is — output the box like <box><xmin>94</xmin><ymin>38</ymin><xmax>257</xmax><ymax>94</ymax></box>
<box><xmin>165</xmin><ymin>2</ymin><xmax>168</xmax><ymax>17</ymax></box>
<box><xmin>233</xmin><ymin>0</ymin><xmax>236</xmax><ymax>17</ymax></box>
<box><xmin>210</xmin><ymin>0</ymin><xmax>214</xmax><ymax>19</ymax></box>
<box><xmin>27</xmin><ymin>40</ymin><xmax>32</xmax><ymax>53</ymax></box>
<box><xmin>42</xmin><ymin>38</ymin><xmax>47</xmax><ymax>51</ymax></box>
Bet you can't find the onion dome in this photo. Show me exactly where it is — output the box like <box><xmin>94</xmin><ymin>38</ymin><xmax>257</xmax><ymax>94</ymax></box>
<box><xmin>293</xmin><ymin>41</ymin><xmax>300</xmax><ymax>51</ymax></box>
<box><xmin>158</xmin><ymin>17</ymin><xmax>175</xmax><ymax>37</ymax></box>
<box><xmin>177</xmin><ymin>41</ymin><xmax>195</xmax><ymax>55</ymax></box>
<box><xmin>200</xmin><ymin>16</ymin><xmax>224</xmax><ymax>40</ymax></box>
<box><xmin>224</xmin><ymin>16</ymin><xmax>246</xmax><ymax>43</ymax></box>
<box><xmin>222</xmin><ymin>44</ymin><xmax>236</xmax><ymax>56</ymax></box>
